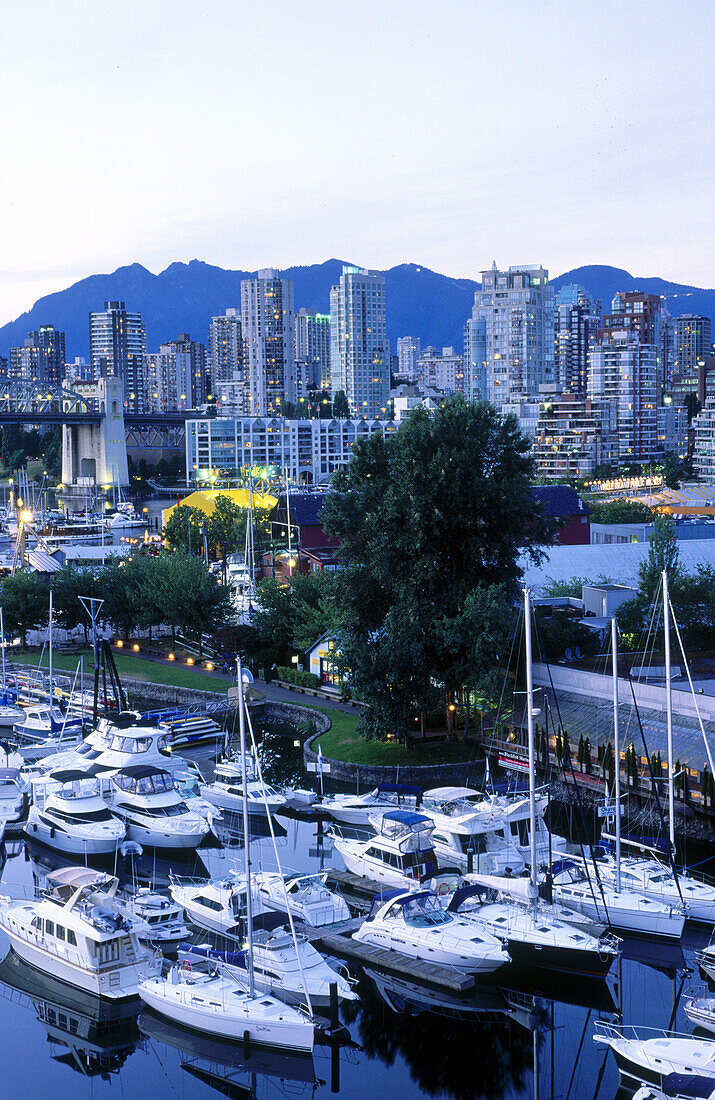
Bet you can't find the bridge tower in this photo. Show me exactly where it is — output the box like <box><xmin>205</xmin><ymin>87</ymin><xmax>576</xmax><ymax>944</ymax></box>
<box><xmin>61</xmin><ymin>376</ymin><xmax>129</xmax><ymax>489</ymax></box>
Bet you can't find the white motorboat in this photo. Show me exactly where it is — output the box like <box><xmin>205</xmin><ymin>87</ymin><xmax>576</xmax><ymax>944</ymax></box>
<box><xmin>31</xmin><ymin>713</ymin><xmax>173</xmax><ymax>777</ymax></box>
<box><xmin>13</xmin><ymin>705</ymin><xmax>84</xmax><ymax>761</ymax></box>
<box><xmin>180</xmin><ymin>927</ymin><xmax>359</xmax><ymax>1008</ymax></box>
<box><xmin>200</xmin><ymin>761</ymin><xmax>287</xmax><ymax>816</ymax></box>
<box><xmin>332</xmin><ymin>809</ymin><xmax>439</xmax><ymax>889</ymax></box>
<box><xmin>169</xmin><ymin>872</ymin><xmax>248</xmax><ymax>937</ymax></box>
<box><xmin>0</xmin><ymin>702</ymin><xmax>26</xmax><ymax>731</ymax></box>
<box><xmin>597</xmin><ymin>855</ymin><xmax>715</xmax><ymax>925</ymax></box>
<box><xmin>685</xmin><ymin>995</ymin><xmax>715</xmax><ymax>1035</ymax></box>
<box><xmin>486</xmin><ymin>790</ymin><xmax>569</xmax><ymax>867</ymax></box>
<box><xmin>107</xmin><ymin>765</ymin><xmax>210</xmax><ymax>849</ymax></box>
<box><xmin>138</xmin><ymin>966</ymin><xmax>314</xmax><ymax>1052</ymax></box>
<box><xmin>446</xmin><ymin>882</ymin><xmax>618</xmax><ymax>976</ymax></box>
<box><xmin>323</xmin><ymin>783</ymin><xmax>419</xmax><ymax>827</ymax></box>
<box><xmin>352</xmin><ymin>888</ymin><xmax>508</xmax><ymax>974</ymax></box>
<box><xmin>0</xmin><ymin>767</ymin><xmax>28</xmax><ymax>824</ymax></box>
<box><xmin>26</xmin><ymin>770</ymin><xmax>126</xmax><ymax>855</ymax></box>
<box><xmin>0</xmin><ymin>867</ymin><xmax>161</xmax><ymax>999</ymax></box>
<box><xmin>419</xmin><ymin>787</ymin><xmax>525</xmax><ymax>875</ymax></box>
<box><xmin>696</xmin><ymin>942</ymin><xmax>715</xmax><ymax>982</ymax></box>
<box><xmin>122</xmin><ymin>888</ymin><xmax>191</xmax><ymax>949</ymax></box>
<box><xmin>594</xmin><ymin>1020</ymin><xmax>715</xmax><ymax>1089</ymax></box>
<box><xmin>253</xmin><ymin>872</ymin><xmax>350</xmax><ymax>927</ymax></box>
<box><xmin>634</xmin><ymin>1081</ymin><xmax>715</xmax><ymax>1100</ymax></box>
<box><xmin>548</xmin><ymin>857</ymin><xmax>686</xmax><ymax>939</ymax></box>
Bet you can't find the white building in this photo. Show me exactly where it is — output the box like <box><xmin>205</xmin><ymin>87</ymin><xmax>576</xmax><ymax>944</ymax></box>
<box><xmin>396</xmin><ymin>336</ymin><xmax>422</xmax><ymax>381</ymax></box>
<box><xmin>587</xmin><ymin>331</ymin><xmax>658</xmax><ymax>462</ymax></box>
<box><xmin>208</xmin><ymin>308</ymin><xmax>244</xmax><ymax>387</ymax></box>
<box><xmin>186</xmin><ymin>416</ymin><xmax>398</xmax><ymax>486</ymax></box>
<box><xmin>532</xmin><ymin>393</ymin><xmax>618</xmax><ymax>480</ymax></box>
<box><xmin>468</xmin><ymin>263</ymin><xmax>554</xmax><ymax>410</ymax></box>
<box><xmin>391</xmin><ymin>384</ymin><xmax>441</xmax><ymax>422</ymax></box>
<box><xmin>694</xmin><ymin>399</ymin><xmax>715</xmax><ymax>481</ymax></box>
<box><xmin>241</xmin><ymin>270</ymin><xmax>296</xmax><ymax>416</ymax></box>
<box><xmin>294</xmin><ymin>309</ymin><xmax>331</xmax><ymax>392</ymax></box>
<box><xmin>89</xmin><ymin>300</ymin><xmax>146</xmax><ymax>413</ymax></box>
<box><xmin>330</xmin><ymin>266</ymin><xmax>390</xmax><ymax>419</ymax></box>
<box><xmin>417</xmin><ymin>346</ymin><xmax>466</xmax><ymax>394</ymax></box>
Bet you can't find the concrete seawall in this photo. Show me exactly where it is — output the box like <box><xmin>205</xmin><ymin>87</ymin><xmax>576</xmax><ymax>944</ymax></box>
<box><xmin>303</xmin><ymin>731</ymin><xmax>484</xmax><ymax>788</ymax></box>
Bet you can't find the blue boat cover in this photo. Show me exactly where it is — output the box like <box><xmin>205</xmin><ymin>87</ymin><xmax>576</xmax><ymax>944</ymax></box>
<box><xmin>662</xmin><ymin>1073</ymin><xmax>715</xmax><ymax>1098</ymax></box>
<box><xmin>376</xmin><ymin>783</ymin><xmax>422</xmax><ymax>796</ymax></box>
<box><xmin>446</xmin><ymin>883</ymin><xmax>488</xmax><ymax>913</ymax></box>
<box><xmin>381</xmin><ymin>809</ymin><xmax>428</xmax><ymax>826</ymax></box>
<box><xmin>365</xmin><ymin>888</ymin><xmax>406</xmax><ymax>921</ymax></box>
<box><xmin>549</xmin><ymin>860</ymin><xmax>579</xmax><ymax>877</ymax></box>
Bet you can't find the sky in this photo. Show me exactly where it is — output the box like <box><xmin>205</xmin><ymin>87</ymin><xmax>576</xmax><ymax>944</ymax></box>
<box><xmin>0</xmin><ymin>0</ymin><xmax>713</xmax><ymax>324</ymax></box>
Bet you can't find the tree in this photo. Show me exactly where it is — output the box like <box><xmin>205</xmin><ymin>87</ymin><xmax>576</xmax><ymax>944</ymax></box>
<box><xmin>589</xmin><ymin>499</ymin><xmax>656</xmax><ymax>525</ymax></box>
<box><xmin>0</xmin><ymin>571</ymin><xmax>49</xmax><ymax>645</ymax></box>
<box><xmin>684</xmin><ymin>393</ymin><xmax>702</xmax><ymax>426</ymax></box>
<box><xmin>208</xmin><ymin>495</ymin><xmax>245</xmax><ymax>562</ymax></box>
<box><xmin>541</xmin><ymin>576</ymin><xmax>589</xmax><ymax>598</ymax></box>
<box><xmin>322</xmin><ymin>395</ymin><xmax>553</xmax><ymax>740</ymax></box>
<box><xmin>51</xmin><ymin>564</ymin><xmax>103</xmax><ymax>639</ymax></box>
<box><xmin>163</xmin><ymin>504</ymin><xmax>206</xmax><ymax>554</ymax></box>
<box><xmin>658</xmin><ymin>451</ymin><xmax>681</xmax><ymax>490</ymax></box>
<box><xmin>249</xmin><ymin>572</ymin><xmax>338</xmax><ymax>668</ymax></box>
<box><xmin>332</xmin><ymin>390</ymin><xmax>350</xmax><ymax>419</ymax></box>
<box><xmin>638</xmin><ymin>515</ymin><xmax>681</xmax><ymax>602</ymax></box>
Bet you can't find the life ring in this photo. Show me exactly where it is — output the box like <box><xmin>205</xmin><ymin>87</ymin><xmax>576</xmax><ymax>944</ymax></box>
<box><xmin>437</xmin><ymin>882</ymin><xmax>451</xmax><ymax>897</ymax></box>
<box><xmin>181</xmin><ymin>960</ymin><xmax>192</xmax><ymax>972</ymax></box>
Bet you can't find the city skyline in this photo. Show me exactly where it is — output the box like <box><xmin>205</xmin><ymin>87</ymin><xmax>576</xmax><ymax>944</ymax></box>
<box><xmin>1</xmin><ymin>0</ymin><xmax>712</xmax><ymax>324</ymax></box>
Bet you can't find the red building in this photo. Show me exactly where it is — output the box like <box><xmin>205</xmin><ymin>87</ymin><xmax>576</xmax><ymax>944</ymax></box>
<box><xmin>532</xmin><ymin>484</ymin><xmax>590</xmax><ymax>545</ymax></box>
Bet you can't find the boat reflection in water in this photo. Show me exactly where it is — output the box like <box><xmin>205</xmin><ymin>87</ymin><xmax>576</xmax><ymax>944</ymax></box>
<box><xmin>0</xmin><ymin>948</ymin><xmax>140</xmax><ymax>1078</ymax></box>
<box><xmin>139</xmin><ymin>1006</ymin><xmax>316</xmax><ymax>1093</ymax></box>
<box><xmin>213</xmin><ymin>808</ymin><xmax>288</xmax><ymax>849</ymax></box>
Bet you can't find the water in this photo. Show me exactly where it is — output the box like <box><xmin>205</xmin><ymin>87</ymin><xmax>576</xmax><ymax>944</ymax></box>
<box><xmin>0</xmin><ymin>721</ymin><xmax>712</xmax><ymax>1099</ymax></box>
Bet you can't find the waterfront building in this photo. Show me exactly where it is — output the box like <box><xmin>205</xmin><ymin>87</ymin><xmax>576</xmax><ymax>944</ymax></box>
<box><xmin>186</xmin><ymin>415</ymin><xmax>398</xmax><ymax>486</ymax></box>
<box><xmin>396</xmin><ymin>336</ymin><xmax>422</xmax><ymax>382</ymax></box>
<box><xmin>416</xmin><ymin>346</ymin><xmax>466</xmax><ymax>394</ymax></box>
<box><xmin>89</xmin><ymin>301</ymin><xmax>146</xmax><ymax>413</ymax></box>
<box><xmin>240</xmin><ymin>270</ymin><xmax>296</xmax><ymax>416</ymax></box>
<box><xmin>64</xmin><ymin>357</ymin><xmax>93</xmax><ymax>385</ymax></box>
<box><xmin>599</xmin><ymin>290</ymin><xmax>673</xmax><ymax>387</ymax></box>
<box><xmin>208</xmin><ymin>308</ymin><xmax>244</xmax><ymax>387</ymax></box>
<box><xmin>468</xmin><ymin>263</ymin><xmax>554</xmax><ymax>409</ymax></box>
<box><xmin>329</xmin><ymin>266</ymin><xmax>390</xmax><ymax>418</ymax></box>
<box><xmin>675</xmin><ymin>314</ymin><xmax>712</xmax><ymax>376</ymax></box>
<box><xmin>693</xmin><ymin>399</ymin><xmax>715</xmax><ymax>481</ymax></box>
<box><xmin>142</xmin><ymin>335</ymin><xmax>206</xmax><ymax>413</ymax></box>
<box><xmin>588</xmin><ymin>331</ymin><xmax>658</xmax><ymax>461</ymax></box>
<box><xmin>532</xmin><ymin>393</ymin><xmax>618</xmax><ymax>480</ymax></box>
<box><xmin>295</xmin><ymin>309</ymin><xmax>331</xmax><ymax>392</ymax></box>
<box><xmin>553</xmin><ymin>284</ymin><xmax>600</xmax><ymax>395</ymax></box>
<box><xmin>9</xmin><ymin>325</ymin><xmax>66</xmax><ymax>386</ymax></box>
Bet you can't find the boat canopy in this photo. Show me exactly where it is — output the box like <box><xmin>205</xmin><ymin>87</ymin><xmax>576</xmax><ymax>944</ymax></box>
<box><xmin>662</xmin><ymin>1074</ymin><xmax>715</xmax><ymax>1099</ymax></box>
<box><xmin>49</xmin><ymin>769</ymin><xmax>93</xmax><ymax>785</ymax></box>
<box><xmin>376</xmin><ymin>783</ymin><xmax>421</xmax><ymax>797</ymax></box>
<box><xmin>113</xmin><ymin>766</ymin><xmax>175</xmax><ymax>795</ymax></box>
<box><xmin>446</xmin><ymin>883</ymin><xmax>489</xmax><ymax>912</ymax></box>
<box><xmin>380</xmin><ymin>809</ymin><xmax>430</xmax><ymax>830</ymax></box>
<box><xmin>0</xmin><ymin>768</ymin><xmax>21</xmax><ymax>781</ymax></box>
<box><xmin>365</xmin><ymin>888</ymin><xmax>404</xmax><ymax>921</ymax></box>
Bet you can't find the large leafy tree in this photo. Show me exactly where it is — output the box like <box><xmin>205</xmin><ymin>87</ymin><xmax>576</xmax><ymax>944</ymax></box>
<box><xmin>249</xmin><ymin>572</ymin><xmax>338</xmax><ymax>667</ymax></box>
<box><xmin>0</xmin><ymin>571</ymin><xmax>49</xmax><ymax>645</ymax></box>
<box><xmin>322</xmin><ymin>395</ymin><xmax>553</xmax><ymax>738</ymax></box>
<box><xmin>163</xmin><ymin>504</ymin><xmax>207</xmax><ymax>554</ymax></box>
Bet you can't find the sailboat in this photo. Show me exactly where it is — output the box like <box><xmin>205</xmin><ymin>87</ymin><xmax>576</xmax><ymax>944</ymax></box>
<box><xmin>138</xmin><ymin>658</ymin><xmax>315</xmax><ymax>1053</ymax></box>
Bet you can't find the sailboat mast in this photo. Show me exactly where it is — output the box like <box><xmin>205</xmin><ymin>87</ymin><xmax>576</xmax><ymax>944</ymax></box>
<box><xmin>48</xmin><ymin>588</ymin><xmax>53</xmax><ymax>705</ymax></box>
<box><xmin>237</xmin><ymin>655</ymin><xmax>255</xmax><ymax>995</ymax></box>
<box><xmin>0</xmin><ymin>607</ymin><xmax>6</xmax><ymax>698</ymax></box>
<box><xmin>663</xmin><ymin>570</ymin><xmax>675</xmax><ymax>853</ymax></box>
<box><xmin>611</xmin><ymin>616</ymin><xmax>621</xmax><ymax>891</ymax></box>
<box><xmin>523</xmin><ymin>587</ymin><xmax>538</xmax><ymax>918</ymax></box>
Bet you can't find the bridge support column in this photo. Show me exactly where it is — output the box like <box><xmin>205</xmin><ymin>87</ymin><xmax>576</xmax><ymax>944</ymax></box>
<box><xmin>61</xmin><ymin>377</ymin><xmax>129</xmax><ymax>489</ymax></box>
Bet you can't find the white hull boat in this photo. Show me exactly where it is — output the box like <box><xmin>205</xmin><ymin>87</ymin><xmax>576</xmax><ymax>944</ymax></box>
<box><xmin>169</xmin><ymin>873</ymin><xmax>249</xmax><ymax>937</ymax></box>
<box><xmin>200</xmin><ymin>761</ymin><xmax>287</xmax><ymax>816</ymax></box>
<box><xmin>332</xmin><ymin>809</ymin><xmax>439</xmax><ymax>890</ymax></box>
<box><xmin>26</xmin><ymin>771</ymin><xmax>125</xmax><ymax>856</ymax></box>
<box><xmin>138</xmin><ymin>967</ymin><xmax>314</xmax><ymax>1052</ymax></box>
<box><xmin>684</xmin><ymin>996</ymin><xmax>715</xmax><ymax>1034</ymax></box>
<box><xmin>549</xmin><ymin>859</ymin><xmax>685</xmax><ymax>939</ymax></box>
<box><xmin>597</xmin><ymin>855</ymin><xmax>715</xmax><ymax>925</ymax></box>
<box><xmin>254</xmin><ymin>872</ymin><xmax>350</xmax><ymax>927</ymax></box>
<box><xmin>594</xmin><ymin>1020</ymin><xmax>715</xmax><ymax>1088</ymax></box>
<box><xmin>123</xmin><ymin>888</ymin><xmax>191</xmax><ymax>949</ymax></box>
<box><xmin>108</xmin><ymin>765</ymin><xmax>210</xmax><ymax>849</ymax></box>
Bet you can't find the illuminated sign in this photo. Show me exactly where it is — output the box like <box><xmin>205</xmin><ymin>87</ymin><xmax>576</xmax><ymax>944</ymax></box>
<box><xmin>586</xmin><ymin>475</ymin><xmax>664</xmax><ymax>493</ymax></box>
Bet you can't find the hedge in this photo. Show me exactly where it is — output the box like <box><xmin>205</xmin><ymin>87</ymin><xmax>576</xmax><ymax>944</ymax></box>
<box><xmin>276</xmin><ymin>666</ymin><xmax>321</xmax><ymax>689</ymax></box>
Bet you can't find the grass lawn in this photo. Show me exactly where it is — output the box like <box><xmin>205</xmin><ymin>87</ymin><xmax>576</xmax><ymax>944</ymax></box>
<box><xmin>313</xmin><ymin>716</ymin><xmax>480</xmax><ymax>766</ymax></box>
<box><xmin>12</xmin><ymin>648</ymin><xmax>231</xmax><ymax>694</ymax></box>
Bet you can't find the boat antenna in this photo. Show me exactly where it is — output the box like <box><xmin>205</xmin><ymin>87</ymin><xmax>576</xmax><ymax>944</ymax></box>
<box><xmin>237</xmin><ymin>655</ymin><xmax>255</xmax><ymax>996</ymax></box>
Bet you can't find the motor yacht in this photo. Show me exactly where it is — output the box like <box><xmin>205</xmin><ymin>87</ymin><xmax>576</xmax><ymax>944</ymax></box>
<box><xmin>487</xmin><ymin>789</ymin><xmax>568</xmax><ymax>867</ymax></box>
<box><xmin>695</xmin><ymin>941</ymin><xmax>715</xmax><ymax>982</ymax></box>
<box><xmin>352</xmin><ymin>888</ymin><xmax>508</xmax><ymax>974</ymax></box>
<box><xmin>180</xmin><ymin>927</ymin><xmax>359</xmax><ymax>1009</ymax></box>
<box><xmin>0</xmin><ymin>702</ymin><xmax>26</xmax><ymax>732</ymax></box>
<box><xmin>596</xmin><ymin>855</ymin><xmax>715</xmax><ymax>925</ymax></box>
<box><xmin>253</xmin><ymin>872</ymin><xmax>350</xmax><ymax>927</ymax></box>
<box><xmin>138</xmin><ymin>965</ymin><xmax>314</xmax><ymax>1052</ymax></box>
<box><xmin>121</xmin><ymin>888</ymin><xmax>191</xmax><ymax>950</ymax></box>
<box><xmin>547</xmin><ymin>858</ymin><xmax>686</xmax><ymax>939</ymax></box>
<box><xmin>199</xmin><ymin>761</ymin><xmax>287</xmax><ymax>816</ymax></box>
<box><xmin>13</xmin><ymin>705</ymin><xmax>84</xmax><ymax>761</ymax></box>
<box><xmin>0</xmin><ymin>866</ymin><xmax>161</xmax><ymax>999</ymax></box>
<box><xmin>169</xmin><ymin>872</ymin><xmax>248</xmax><ymax>936</ymax></box>
<box><xmin>633</xmin><ymin>1080</ymin><xmax>715</xmax><ymax>1100</ymax></box>
<box><xmin>31</xmin><ymin>712</ymin><xmax>174</xmax><ymax>778</ymax></box>
<box><xmin>26</xmin><ymin>770</ymin><xmax>126</xmax><ymax>855</ymax></box>
<box><xmin>323</xmin><ymin>783</ymin><xmax>420</xmax><ymax>827</ymax></box>
<box><xmin>0</xmin><ymin>767</ymin><xmax>28</xmax><ymax>824</ymax></box>
<box><xmin>446</xmin><ymin>883</ymin><xmax>618</xmax><ymax>976</ymax></box>
<box><xmin>107</xmin><ymin>766</ymin><xmax>211</xmax><ymax>849</ymax></box>
<box><xmin>419</xmin><ymin>787</ymin><xmax>525</xmax><ymax>875</ymax></box>
<box><xmin>593</xmin><ymin>1020</ymin><xmax>715</xmax><ymax>1089</ymax></box>
<box><xmin>684</xmin><ymin>995</ymin><xmax>715</xmax><ymax>1035</ymax></box>
<box><xmin>332</xmin><ymin>809</ymin><xmax>439</xmax><ymax>889</ymax></box>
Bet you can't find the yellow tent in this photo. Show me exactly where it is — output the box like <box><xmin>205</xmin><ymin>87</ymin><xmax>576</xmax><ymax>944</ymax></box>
<box><xmin>162</xmin><ymin>488</ymin><xmax>278</xmax><ymax>526</ymax></box>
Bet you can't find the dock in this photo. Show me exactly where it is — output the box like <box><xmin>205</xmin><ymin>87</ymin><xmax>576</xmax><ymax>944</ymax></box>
<box><xmin>324</xmin><ymin>869</ymin><xmax>387</xmax><ymax>907</ymax></box>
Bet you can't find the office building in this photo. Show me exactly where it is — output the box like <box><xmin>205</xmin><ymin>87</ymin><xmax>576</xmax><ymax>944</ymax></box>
<box><xmin>208</xmin><ymin>308</ymin><xmax>244</xmax><ymax>386</ymax></box>
<box><xmin>588</xmin><ymin>330</ymin><xmax>658</xmax><ymax>461</ymax></box>
<box><xmin>329</xmin><ymin>266</ymin><xmax>390</xmax><ymax>418</ymax></box>
<box><xmin>240</xmin><ymin>270</ymin><xmax>296</xmax><ymax>416</ymax></box>
<box><xmin>532</xmin><ymin>393</ymin><xmax>618</xmax><ymax>480</ymax></box>
<box><xmin>295</xmin><ymin>309</ymin><xmax>331</xmax><ymax>392</ymax></box>
<box><xmin>9</xmin><ymin>325</ymin><xmax>65</xmax><ymax>385</ymax></box>
<box><xmin>89</xmin><ymin>301</ymin><xmax>146</xmax><ymax>412</ymax></box>
<box><xmin>553</xmin><ymin>285</ymin><xmax>600</xmax><ymax>395</ymax></box>
<box><xmin>396</xmin><ymin>336</ymin><xmax>422</xmax><ymax>382</ymax></box>
<box><xmin>675</xmin><ymin>315</ymin><xmax>712</xmax><ymax>376</ymax></box>
<box><xmin>469</xmin><ymin>263</ymin><xmax>554</xmax><ymax>409</ymax></box>
<box><xmin>186</xmin><ymin>415</ymin><xmax>398</xmax><ymax>486</ymax></box>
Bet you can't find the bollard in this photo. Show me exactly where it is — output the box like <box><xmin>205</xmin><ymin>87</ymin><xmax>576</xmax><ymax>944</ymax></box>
<box><xmin>329</xmin><ymin>980</ymin><xmax>339</xmax><ymax>1032</ymax></box>
<box><xmin>243</xmin><ymin>1029</ymin><xmax>251</xmax><ymax>1057</ymax></box>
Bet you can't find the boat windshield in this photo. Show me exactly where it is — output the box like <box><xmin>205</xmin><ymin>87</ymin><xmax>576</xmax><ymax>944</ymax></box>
<box><xmin>398</xmin><ymin>895</ymin><xmax>451</xmax><ymax>927</ymax></box>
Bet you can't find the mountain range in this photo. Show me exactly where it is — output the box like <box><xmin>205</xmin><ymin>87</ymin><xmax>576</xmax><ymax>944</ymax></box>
<box><xmin>1</xmin><ymin>260</ymin><xmax>713</xmax><ymax>364</ymax></box>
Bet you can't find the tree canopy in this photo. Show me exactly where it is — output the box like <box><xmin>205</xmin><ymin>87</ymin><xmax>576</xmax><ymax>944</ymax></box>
<box><xmin>322</xmin><ymin>395</ymin><xmax>553</xmax><ymax>738</ymax></box>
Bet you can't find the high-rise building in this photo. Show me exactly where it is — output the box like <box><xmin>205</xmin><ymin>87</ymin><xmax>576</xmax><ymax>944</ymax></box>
<box><xmin>396</xmin><ymin>336</ymin><xmax>422</xmax><ymax>381</ymax></box>
<box><xmin>599</xmin><ymin>290</ymin><xmax>673</xmax><ymax>386</ymax></box>
<box><xmin>9</xmin><ymin>325</ymin><xmax>66</xmax><ymax>385</ymax></box>
<box><xmin>675</xmin><ymin>314</ymin><xmax>712</xmax><ymax>376</ymax></box>
<box><xmin>240</xmin><ymin>270</ymin><xmax>296</xmax><ymax>416</ymax></box>
<box><xmin>532</xmin><ymin>393</ymin><xmax>618</xmax><ymax>480</ymax></box>
<box><xmin>161</xmin><ymin>333</ymin><xmax>207</xmax><ymax>407</ymax></box>
<box><xmin>588</xmin><ymin>330</ymin><xmax>658</xmax><ymax>461</ymax></box>
<box><xmin>143</xmin><ymin>334</ymin><xmax>207</xmax><ymax>412</ymax></box>
<box><xmin>295</xmin><ymin>309</ymin><xmax>331</xmax><ymax>393</ymax></box>
<box><xmin>329</xmin><ymin>265</ymin><xmax>390</xmax><ymax>418</ymax></box>
<box><xmin>89</xmin><ymin>301</ymin><xmax>146</xmax><ymax>412</ymax></box>
<box><xmin>208</xmin><ymin>308</ymin><xmax>244</xmax><ymax>386</ymax></box>
<box><xmin>463</xmin><ymin>315</ymin><xmax>488</xmax><ymax>402</ymax></box>
<box><xmin>469</xmin><ymin>263</ymin><xmax>554</xmax><ymax>409</ymax></box>
<box><xmin>417</xmin><ymin>346</ymin><xmax>466</xmax><ymax>394</ymax></box>
<box><xmin>553</xmin><ymin>284</ymin><xmax>600</xmax><ymax>395</ymax></box>
<box><xmin>63</xmin><ymin>357</ymin><xmax>93</xmax><ymax>385</ymax></box>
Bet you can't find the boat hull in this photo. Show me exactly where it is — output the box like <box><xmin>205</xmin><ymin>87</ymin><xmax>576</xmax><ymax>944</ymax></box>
<box><xmin>505</xmin><ymin>938</ymin><xmax>614</xmax><ymax>976</ymax></box>
<box><xmin>25</xmin><ymin>819</ymin><xmax>124</xmax><ymax>856</ymax></box>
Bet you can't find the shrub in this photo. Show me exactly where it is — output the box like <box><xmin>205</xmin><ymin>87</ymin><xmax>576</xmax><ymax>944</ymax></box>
<box><xmin>276</xmin><ymin>665</ymin><xmax>321</xmax><ymax>689</ymax></box>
